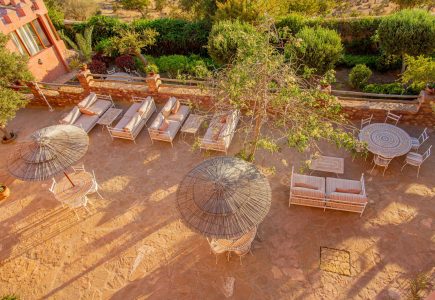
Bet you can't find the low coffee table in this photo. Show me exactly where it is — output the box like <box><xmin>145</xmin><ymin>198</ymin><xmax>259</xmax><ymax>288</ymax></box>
<box><xmin>309</xmin><ymin>155</ymin><xmax>344</xmax><ymax>177</ymax></box>
<box><xmin>97</xmin><ymin>108</ymin><xmax>123</xmax><ymax>131</ymax></box>
<box><xmin>181</xmin><ymin>114</ymin><xmax>205</xmax><ymax>137</ymax></box>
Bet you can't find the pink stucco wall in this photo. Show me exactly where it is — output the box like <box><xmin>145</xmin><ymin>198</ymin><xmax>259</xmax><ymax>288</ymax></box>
<box><xmin>0</xmin><ymin>0</ymin><xmax>69</xmax><ymax>82</ymax></box>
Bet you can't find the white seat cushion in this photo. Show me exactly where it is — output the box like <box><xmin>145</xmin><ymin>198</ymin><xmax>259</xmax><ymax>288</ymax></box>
<box><xmin>326</xmin><ymin>177</ymin><xmax>362</xmax><ymax>196</ymax></box>
<box><xmin>167</xmin><ymin>105</ymin><xmax>190</xmax><ymax>123</ymax></box>
<box><xmin>150</xmin><ymin>113</ymin><xmax>164</xmax><ymax>130</ymax></box>
<box><xmin>87</xmin><ymin>100</ymin><xmax>111</xmax><ymax>116</ymax></box>
<box><xmin>75</xmin><ymin>115</ymin><xmax>98</xmax><ymax>132</ymax></box>
<box><xmin>138</xmin><ymin>99</ymin><xmax>154</xmax><ymax>116</ymax></box>
<box><xmin>124</xmin><ymin>102</ymin><xmax>143</xmax><ymax>118</ymax></box>
<box><xmin>114</xmin><ymin>115</ymin><xmax>131</xmax><ymax>131</ymax></box>
<box><xmin>406</xmin><ymin>152</ymin><xmax>423</xmax><ymax>164</ymax></box>
<box><xmin>124</xmin><ymin>112</ymin><xmax>143</xmax><ymax>132</ymax></box>
<box><xmin>78</xmin><ymin>93</ymin><xmax>97</xmax><ymax>108</ymax></box>
<box><xmin>60</xmin><ymin>106</ymin><xmax>81</xmax><ymax>124</ymax></box>
<box><xmin>161</xmin><ymin>97</ymin><xmax>177</xmax><ymax>117</ymax></box>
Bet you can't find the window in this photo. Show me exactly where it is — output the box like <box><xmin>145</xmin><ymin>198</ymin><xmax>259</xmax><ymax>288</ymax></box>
<box><xmin>32</xmin><ymin>19</ymin><xmax>52</xmax><ymax>48</ymax></box>
<box><xmin>10</xmin><ymin>32</ymin><xmax>28</xmax><ymax>57</ymax></box>
<box><xmin>13</xmin><ymin>19</ymin><xmax>52</xmax><ymax>56</ymax></box>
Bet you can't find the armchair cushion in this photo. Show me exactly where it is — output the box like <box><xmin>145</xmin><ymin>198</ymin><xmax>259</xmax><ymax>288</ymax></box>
<box><xmin>125</xmin><ymin>102</ymin><xmax>142</xmax><ymax>118</ymax></box>
<box><xmin>150</xmin><ymin>113</ymin><xmax>164</xmax><ymax>130</ymax></box>
<box><xmin>138</xmin><ymin>99</ymin><xmax>153</xmax><ymax>116</ymax></box>
<box><xmin>162</xmin><ymin>97</ymin><xmax>177</xmax><ymax>117</ymax></box>
<box><xmin>167</xmin><ymin>105</ymin><xmax>189</xmax><ymax>123</ymax></box>
<box><xmin>78</xmin><ymin>93</ymin><xmax>97</xmax><ymax>109</ymax></box>
<box><xmin>124</xmin><ymin>112</ymin><xmax>142</xmax><ymax>132</ymax></box>
<box><xmin>60</xmin><ymin>106</ymin><xmax>81</xmax><ymax>124</ymax></box>
<box><xmin>75</xmin><ymin>114</ymin><xmax>99</xmax><ymax>132</ymax></box>
<box><xmin>87</xmin><ymin>100</ymin><xmax>111</xmax><ymax>116</ymax></box>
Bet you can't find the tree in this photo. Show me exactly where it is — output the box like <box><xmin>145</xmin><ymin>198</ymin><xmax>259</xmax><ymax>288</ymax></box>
<box><xmin>207</xmin><ymin>20</ymin><xmax>262</xmax><ymax>65</ymax></box>
<box><xmin>377</xmin><ymin>9</ymin><xmax>435</xmax><ymax>72</ymax></box>
<box><xmin>62</xmin><ymin>0</ymin><xmax>99</xmax><ymax>21</ymax></box>
<box><xmin>104</xmin><ymin>29</ymin><xmax>158</xmax><ymax>66</ymax></box>
<box><xmin>208</xmin><ymin>22</ymin><xmax>359</xmax><ymax>161</ymax></box>
<box><xmin>214</xmin><ymin>0</ymin><xmax>287</xmax><ymax>23</ymax></box>
<box><xmin>60</xmin><ymin>26</ymin><xmax>94</xmax><ymax>62</ymax></box>
<box><xmin>401</xmin><ymin>55</ymin><xmax>435</xmax><ymax>91</ymax></box>
<box><xmin>120</xmin><ymin>0</ymin><xmax>150</xmax><ymax>17</ymax></box>
<box><xmin>0</xmin><ymin>34</ymin><xmax>33</xmax><ymax>141</ymax></box>
<box><xmin>285</xmin><ymin>26</ymin><xmax>344</xmax><ymax>74</ymax></box>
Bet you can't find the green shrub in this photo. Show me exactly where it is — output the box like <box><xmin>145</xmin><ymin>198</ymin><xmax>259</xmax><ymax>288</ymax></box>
<box><xmin>401</xmin><ymin>55</ymin><xmax>435</xmax><ymax>91</ymax></box>
<box><xmin>94</xmin><ymin>38</ymin><xmax>113</xmax><ymax>55</ymax></box>
<box><xmin>374</xmin><ymin>51</ymin><xmax>402</xmax><ymax>72</ymax></box>
<box><xmin>286</xmin><ymin>26</ymin><xmax>343</xmax><ymax>74</ymax></box>
<box><xmin>207</xmin><ymin>20</ymin><xmax>261</xmax><ymax>65</ymax></box>
<box><xmin>1</xmin><ymin>295</ymin><xmax>19</xmax><ymax>300</ymax></box>
<box><xmin>377</xmin><ymin>9</ymin><xmax>435</xmax><ymax>59</ymax></box>
<box><xmin>132</xmin><ymin>18</ymin><xmax>211</xmax><ymax>56</ymax></box>
<box><xmin>73</xmin><ymin>15</ymin><xmax>127</xmax><ymax>46</ymax></box>
<box><xmin>349</xmin><ymin>64</ymin><xmax>372</xmax><ymax>89</ymax></box>
<box><xmin>363</xmin><ymin>83</ymin><xmax>411</xmax><ymax>95</ymax></box>
<box><xmin>155</xmin><ymin>55</ymin><xmax>189</xmax><ymax>77</ymax></box>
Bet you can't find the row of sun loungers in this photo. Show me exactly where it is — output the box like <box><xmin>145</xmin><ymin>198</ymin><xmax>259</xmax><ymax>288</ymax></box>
<box><xmin>60</xmin><ymin>93</ymin><xmax>239</xmax><ymax>153</ymax></box>
<box><xmin>289</xmin><ymin>166</ymin><xmax>368</xmax><ymax>216</ymax></box>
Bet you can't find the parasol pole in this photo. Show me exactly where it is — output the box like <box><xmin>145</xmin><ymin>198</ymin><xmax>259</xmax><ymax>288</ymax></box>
<box><xmin>63</xmin><ymin>172</ymin><xmax>75</xmax><ymax>187</ymax></box>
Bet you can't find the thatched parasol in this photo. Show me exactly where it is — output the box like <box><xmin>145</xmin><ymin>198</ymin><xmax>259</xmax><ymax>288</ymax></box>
<box><xmin>8</xmin><ymin>125</ymin><xmax>89</xmax><ymax>185</ymax></box>
<box><xmin>176</xmin><ymin>156</ymin><xmax>271</xmax><ymax>240</ymax></box>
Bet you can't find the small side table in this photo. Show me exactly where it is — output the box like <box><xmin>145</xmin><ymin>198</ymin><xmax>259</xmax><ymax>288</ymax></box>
<box><xmin>181</xmin><ymin>114</ymin><xmax>205</xmax><ymax>137</ymax></box>
<box><xmin>97</xmin><ymin>108</ymin><xmax>123</xmax><ymax>131</ymax></box>
<box><xmin>309</xmin><ymin>155</ymin><xmax>344</xmax><ymax>177</ymax></box>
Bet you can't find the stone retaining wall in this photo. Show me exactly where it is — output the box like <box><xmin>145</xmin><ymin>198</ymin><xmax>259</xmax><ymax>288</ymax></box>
<box><xmin>27</xmin><ymin>67</ymin><xmax>434</xmax><ymax>127</ymax></box>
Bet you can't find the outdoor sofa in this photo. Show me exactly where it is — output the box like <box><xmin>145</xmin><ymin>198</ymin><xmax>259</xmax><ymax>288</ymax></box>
<box><xmin>59</xmin><ymin>93</ymin><xmax>114</xmax><ymax>133</ymax></box>
<box><xmin>289</xmin><ymin>166</ymin><xmax>368</xmax><ymax>216</ymax></box>
<box><xmin>148</xmin><ymin>97</ymin><xmax>190</xmax><ymax>146</ymax></box>
<box><xmin>108</xmin><ymin>96</ymin><xmax>156</xmax><ymax>142</ymax></box>
<box><xmin>199</xmin><ymin>110</ymin><xmax>240</xmax><ymax>154</ymax></box>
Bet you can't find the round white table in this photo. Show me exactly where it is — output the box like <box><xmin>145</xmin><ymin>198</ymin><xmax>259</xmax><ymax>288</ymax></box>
<box><xmin>359</xmin><ymin>123</ymin><xmax>412</xmax><ymax>158</ymax></box>
<box><xmin>53</xmin><ymin>172</ymin><xmax>94</xmax><ymax>206</ymax></box>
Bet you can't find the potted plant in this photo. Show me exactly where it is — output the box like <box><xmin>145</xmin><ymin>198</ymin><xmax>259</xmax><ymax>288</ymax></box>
<box><xmin>145</xmin><ymin>64</ymin><xmax>159</xmax><ymax>77</ymax></box>
<box><xmin>319</xmin><ymin>69</ymin><xmax>336</xmax><ymax>94</ymax></box>
<box><xmin>425</xmin><ymin>82</ymin><xmax>434</xmax><ymax>95</ymax></box>
<box><xmin>0</xmin><ymin>183</ymin><xmax>10</xmax><ymax>201</ymax></box>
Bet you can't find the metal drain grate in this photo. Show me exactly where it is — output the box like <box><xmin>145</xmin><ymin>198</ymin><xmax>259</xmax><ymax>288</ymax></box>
<box><xmin>320</xmin><ymin>247</ymin><xmax>351</xmax><ymax>276</ymax></box>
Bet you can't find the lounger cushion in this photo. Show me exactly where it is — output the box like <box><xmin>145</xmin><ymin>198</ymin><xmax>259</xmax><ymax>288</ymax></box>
<box><xmin>294</xmin><ymin>182</ymin><xmax>318</xmax><ymax>190</ymax></box>
<box><xmin>78</xmin><ymin>93</ymin><xmax>97</xmax><ymax>108</ymax></box>
<box><xmin>150</xmin><ymin>113</ymin><xmax>164</xmax><ymax>130</ymax></box>
<box><xmin>171</xmin><ymin>99</ymin><xmax>180</xmax><ymax>114</ymax></box>
<box><xmin>124</xmin><ymin>112</ymin><xmax>143</xmax><ymax>132</ymax></box>
<box><xmin>60</xmin><ymin>106</ymin><xmax>81</xmax><ymax>124</ymax></box>
<box><xmin>327</xmin><ymin>192</ymin><xmax>367</xmax><ymax>204</ymax></box>
<box><xmin>291</xmin><ymin>186</ymin><xmax>325</xmax><ymax>199</ymax></box>
<box><xmin>159</xmin><ymin>119</ymin><xmax>169</xmax><ymax>131</ymax></box>
<box><xmin>167</xmin><ymin>105</ymin><xmax>189</xmax><ymax>123</ymax></box>
<box><xmin>125</xmin><ymin>102</ymin><xmax>143</xmax><ymax>118</ymax></box>
<box><xmin>335</xmin><ymin>188</ymin><xmax>361</xmax><ymax>194</ymax></box>
<box><xmin>87</xmin><ymin>100</ymin><xmax>111</xmax><ymax>116</ymax></box>
<box><xmin>75</xmin><ymin>115</ymin><xmax>99</xmax><ymax>132</ymax></box>
<box><xmin>326</xmin><ymin>177</ymin><xmax>362</xmax><ymax>196</ymax></box>
<box><xmin>114</xmin><ymin>115</ymin><xmax>131</xmax><ymax>131</ymax></box>
<box><xmin>162</xmin><ymin>97</ymin><xmax>177</xmax><ymax>117</ymax></box>
<box><xmin>138</xmin><ymin>99</ymin><xmax>153</xmax><ymax>116</ymax></box>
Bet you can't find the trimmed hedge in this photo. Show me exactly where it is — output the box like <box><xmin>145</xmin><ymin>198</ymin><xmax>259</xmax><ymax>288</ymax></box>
<box><xmin>132</xmin><ymin>18</ymin><xmax>211</xmax><ymax>56</ymax></box>
<box><xmin>277</xmin><ymin>14</ymin><xmax>381</xmax><ymax>54</ymax></box>
<box><xmin>339</xmin><ymin>53</ymin><xmax>402</xmax><ymax>71</ymax></box>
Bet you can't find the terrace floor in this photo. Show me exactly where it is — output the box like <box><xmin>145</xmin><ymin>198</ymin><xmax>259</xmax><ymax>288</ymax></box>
<box><xmin>0</xmin><ymin>105</ymin><xmax>434</xmax><ymax>299</ymax></box>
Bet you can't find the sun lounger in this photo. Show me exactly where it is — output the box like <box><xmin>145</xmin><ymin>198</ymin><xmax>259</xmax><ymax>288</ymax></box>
<box><xmin>199</xmin><ymin>110</ymin><xmax>240</xmax><ymax>154</ymax></box>
<box><xmin>108</xmin><ymin>96</ymin><xmax>156</xmax><ymax>142</ymax></box>
<box><xmin>289</xmin><ymin>166</ymin><xmax>326</xmax><ymax>209</ymax></box>
<box><xmin>148</xmin><ymin>97</ymin><xmax>190</xmax><ymax>146</ymax></box>
<box><xmin>60</xmin><ymin>93</ymin><xmax>114</xmax><ymax>133</ymax></box>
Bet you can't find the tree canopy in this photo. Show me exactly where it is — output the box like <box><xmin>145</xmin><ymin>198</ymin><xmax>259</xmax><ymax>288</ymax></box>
<box><xmin>0</xmin><ymin>34</ymin><xmax>32</xmax><ymax>139</ymax></box>
<box><xmin>120</xmin><ymin>0</ymin><xmax>150</xmax><ymax>17</ymax></box>
<box><xmin>209</xmin><ymin>22</ymin><xmax>360</xmax><ymax>160</ymax></box>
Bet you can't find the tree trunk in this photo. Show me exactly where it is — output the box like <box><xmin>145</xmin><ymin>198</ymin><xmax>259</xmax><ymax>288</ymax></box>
<box><xmin>401</xmin><ymin>54</ymin><xmax>407</xmax><ymax>73</ymax></box>
<box><xmin>135</xmin><ymin>51</ymin><xmax>148</xmax><ymax>69</ymax></box>
<box><xmin>248</xmin><ymin>115</ymin><xmax>263</xmax><ymax>161</ymax></box>
<box><xmin>0</xmin><ymin>125</ymin><xmax>12</xmax><ymax>140</ymax></box>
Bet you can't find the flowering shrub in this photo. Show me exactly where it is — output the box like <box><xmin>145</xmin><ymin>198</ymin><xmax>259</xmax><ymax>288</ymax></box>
<box><xmin>115</xmin><ymin>54</ymin><xmax>135</xmax><ymax>70</ymax></box>
<box><xmin>88</xmin><ymin>59</ymin><xmax>107</xmax><ymax>74</ymax></box>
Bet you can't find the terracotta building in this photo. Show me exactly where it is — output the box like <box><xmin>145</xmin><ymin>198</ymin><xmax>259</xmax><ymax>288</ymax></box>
<box><xmin>0</xmin><ymin>0</ymin><xmax>69</xmax><ymax>82</ymax></box>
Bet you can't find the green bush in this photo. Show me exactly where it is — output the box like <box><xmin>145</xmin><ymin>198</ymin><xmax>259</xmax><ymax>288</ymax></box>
<box><xmin>349</xmin><ymin>64</ymin><xmax>372</xmax><ymax>89</ymax></box>
<box><xmin>153</xmin><ymin>54</ymin><xmax>215</xmax><ymax>78</ymax></box>
<box><xmin>286</xmin><ymin>26</ymin><xmax>343</xmax><ymax>74</ymax></box>
<box><xmin>132</xmin><ymin>18</ymin><xmax>211</xmax><ymax>56</ymax></box>
<box><xmin>207</xmin><ymin>20</ymin><xmax>261</xmax><ymax>65</ymax></box>
<box><xmin>277</xmin><ymin>14</ymin><xmax>381</xmax><ymax>55</ymax></box>
<box><xmin>374</xmin><ymin>51</ymin><xmax>402</xmax><ymax>72</ymax></box>
<box><xmin>377</xmin><ymin>9</ymin><xmax>435</xmax><ymax>58</ymax></box>
<box><xmin>340</xmin><ymin>54</ymin><xmax>378</xmax><ymax>69</ymax></box>
<box><xmin>72</xmin><ymin>15</ymin><xmax>127</xmax><ymax>46</ymax></box>
<box><xmin>362</xmin><ymin>82</ymin><xmax>419</xmax><ymax>95</ymax></box>
<box><xmin>401</xmin><ymin>55</ymin><xmax>435</xmax><ymax>91</ymax></box>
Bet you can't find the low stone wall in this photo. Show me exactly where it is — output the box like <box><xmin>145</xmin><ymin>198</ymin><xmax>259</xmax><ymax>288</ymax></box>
<box><xmin>27</xmin><ymin>67</ymin><xmax>434</xmax><ymax>127</ymax></box>
<box><xmin>341</xmin><ymin>91</ymin><xmax>435</xmax><ymax>127</ymax></box>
